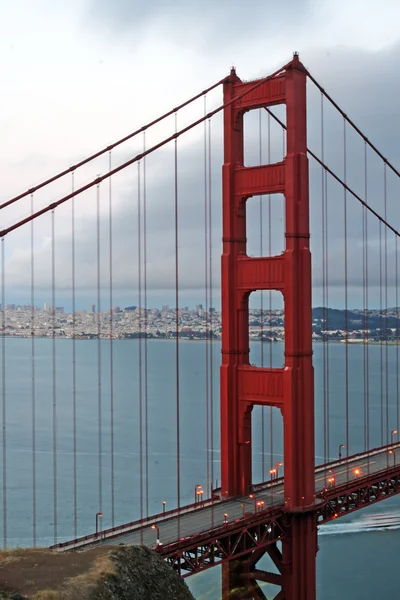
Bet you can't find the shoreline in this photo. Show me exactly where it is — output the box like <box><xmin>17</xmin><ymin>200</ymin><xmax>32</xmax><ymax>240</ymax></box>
<box><xmin>0</xmin><ymin>335</ymin><xmax>398</xmax><ymax>345</ymax></box>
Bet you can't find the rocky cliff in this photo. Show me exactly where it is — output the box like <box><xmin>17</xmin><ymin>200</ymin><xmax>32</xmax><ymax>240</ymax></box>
<box><xmin>0</xmin><ymin>545</ymin><xmax>195</xmax><ymax>600</ymax></box>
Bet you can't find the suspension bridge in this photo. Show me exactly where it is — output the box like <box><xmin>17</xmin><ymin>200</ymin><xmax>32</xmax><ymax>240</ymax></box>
<box><xmin>1</xmin><ymin>53</ymin><xmax>400</xmax><ymax>599</ymax></box>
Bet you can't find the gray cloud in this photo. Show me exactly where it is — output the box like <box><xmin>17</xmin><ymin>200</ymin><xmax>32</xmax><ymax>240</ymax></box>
<box><xmin>87</xmin><ymin>0</ymin><xmax>313</xmax><ymax>49</ymax></box>
<box><xmin>4</xmin><ymin>41</ymin><xmax>400</xmax><ymax>310</ymax></box>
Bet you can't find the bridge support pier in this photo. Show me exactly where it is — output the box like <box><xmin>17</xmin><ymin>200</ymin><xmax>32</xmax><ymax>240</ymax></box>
<box><xmin>220</xmin><ymin>54</ymin><xmax>316</xmax><ymax>599</ymax></box>
<box><xmin>221</xmin><ymin>519</ymin><xmax>317</xmax><ymax>599</ymax></box>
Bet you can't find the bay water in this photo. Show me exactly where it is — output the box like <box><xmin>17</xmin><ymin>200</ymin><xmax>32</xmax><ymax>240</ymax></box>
<box><xmin>1</xmin><ymin>338</ymin><xmax>399</xmax><ymax>598</ymax></box>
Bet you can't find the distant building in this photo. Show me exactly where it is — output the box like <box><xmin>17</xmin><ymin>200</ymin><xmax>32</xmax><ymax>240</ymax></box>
<box><xmin>91</xmin><ymin>304</ymin><xmax>96</xmax><ymax>313</ymax></box>
<box><xmin>44</xmin><ymin>302</ymin><xmax>49</xmax><ymax>312</ymax></box>
<box><xmin>196</xmin><ymin>304</ymin><xmax>204</xmax><ymax>317</ymax></box>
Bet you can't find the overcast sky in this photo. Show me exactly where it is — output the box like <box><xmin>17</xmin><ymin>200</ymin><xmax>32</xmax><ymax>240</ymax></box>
<box><xmin>1</xmin><ymin>0</ymin><xmax>400</xmax><ymax>311</ymax></box>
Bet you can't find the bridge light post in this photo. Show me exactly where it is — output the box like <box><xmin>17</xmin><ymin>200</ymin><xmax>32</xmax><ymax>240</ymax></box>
<box><xmin>95</xmin><ymin>512</ymin><xmax>103</xmax><ymax>537</ymax></box>
<box><xmin>197</xmin><ymin>489</ymin><xmax>204</xmax><ymax>503</ymax></box>
<box><xmin>275</xmin><ymin>461</ymin><xmax>283</xmax><ymax>478</ymax></box>
<box><xmin>249</xmin><ymin>494</ymin><xmax>257</xmax><ymax>512</ymax></box>
<box><xmin>391</xmin><ymin>429</ymin><xmax>398</xmax><ymax>445</ymax></box>
<box><xmin>241</xmin><ymin>503</ymin><xmax>245</xmax><ymax>518</ymax></box>
<box><xmin>353</xmin><ymin>467</ymin><xmax>361</xmax><ymax>477</ymax></box>
<box><xmin>389</xmin><ymin>450</ymin><xmax>396</xmax><ymax>465</ymax></box>
<box><xmin>339</xmin><ymin>444</ymin><xmax>345</xmax><ymax>461</ymax></box>
<box><xmin>270</xmin><ymin>468</ymin><xmax>276</xmax><ymax>480</ymax></box>
<box><xmin>151</xmin><ymin>524</ymin><xmax>160</xmax><ymax>545</ymax></box>
<box><xmin>224</xmin><ymin>513</ymin><xmax>228</xmax><ymax>525</ymax></box>
<box><xmin>327</xmin><ymin>470</ymin><xmax>336</xmax><ymax>488</ymax></box>
<box><xmin>162</xmin><ymin>501</ymin><xmax>166</xmax><ymax>515</ymax></box>
<box><xmin>194</xmin><ymin>484</ymin><xmax>202</xmax><ymax>503</ymax></box>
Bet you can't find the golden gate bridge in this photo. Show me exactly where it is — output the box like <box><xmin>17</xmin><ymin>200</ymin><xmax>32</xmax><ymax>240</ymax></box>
<box><xmin>1</xmin><ymin>53</ymin><xmax>400</xmax><ymax>599</ymax></box>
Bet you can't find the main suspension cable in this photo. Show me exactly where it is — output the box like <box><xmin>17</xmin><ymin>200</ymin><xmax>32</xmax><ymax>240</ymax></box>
<box><xmin>0</xmin><ymin>78</ymin><xmax>227</xmax><ymax>211</ymax></box>
<box><xmin>305</xmin><ymin>69</ymin><xmax>400</xmax><ymax>180</ymax></box>
<box><xmin>263</xmin><ymin>107</ymin><xmax>400</xmax><ymax>240</ymax></box>
<box><xmin>0</xmin><ymin>61</ymin><xmax>295</xmax><ymax>238</ymax></box>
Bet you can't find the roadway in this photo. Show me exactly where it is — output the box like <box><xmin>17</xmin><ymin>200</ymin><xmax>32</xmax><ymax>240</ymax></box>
<box><xmin>57</xmin><ymin>443</ymin><xmax>400</xmax><ymax>552</ymax></box>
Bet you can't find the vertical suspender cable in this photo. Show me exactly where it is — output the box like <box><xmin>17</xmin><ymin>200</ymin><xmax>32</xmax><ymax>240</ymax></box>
<box><xmin>396</xmin><ymin>234</ymin><xmax>399</xmax><ymax>434</ymax></box>
<box><xmin>324</xmin><ymin>168</ymin><xmax>330</xmax><ymax>459</ymax></box>
<box><xmin>362</xmin><ymin>145</ymin><xmax>367</xmax><ymax>453</ymax></box>
<box><xmin>51</xmin><ymin>209</ymin><xmax>57</xmax><ymax>544</ymax></box>
<box><xmin>1</xmin><ymin>238</ymin><xmax>6</xmax><ymax>547</ymax></box>
<box><xmin>321</xmin><ymin>93</ymin><xmax>328</xmax><ymax>465</ymax></box>
<box><xmin>208</xmin><ymin>116</ymin><xmax>214</xmax><ymax>509</ymax></box>
<box><xmin>362</xmin><ymin>150</ymin><xmax>367</xmax><ymax>453</ymax></box>
<box><xmin>143</xmin><ymin>133</ymin><xmax>149</xmax><ymax>517</ymax></box>
<box><xmin>71</xmin><ymin>173</ymin><xmax>77</xmax><ymax>539</ymax></box>
<box><xmin>137</xmin><ymin>161</ymin><xmax>143</xmax><ymax>541</ymax></box>
<box><xmin>174</xmin><ymin>111</ymin><xmax>181</xmax><ymax>538</ymax></box>
<box><xmin>258</xmin><ymin>110</ymin><xmax>265</xmax><ymax>481</ymax></box>
<box><xmin>204</xmin><ymin>97</ymin><xmax>210</xmax><ymax>496</ymax></box>
<box><xmin>384</xmin><ymin>165</ymin><xmax>389</xmax><ymax>448</ymax></box>
<box><xmin>282</xmin><ymin>127</ymin><xmax>286</xmax><ymax>254</ymax></box>
<box><xmin>268</xmin><ymin>112</ymin><xmax>274</xmax><ymax>478</ymax></box>
<box><xmin>31</xmin><ymin>194</ymin><xmax>37</xmax><ymax>545</ymax></box>
<box><xmin>365</xmin><ymin>143</ymin><xmax>370</xmax><ymax>456</ymax></box>
<box><xmin>379</xmin><ymin>218</ymin><xmax>383</xmax><ymax>446</ymax></box>
<box><xmin>109</xmin><ymin>151</ymin><xmax>115</xmax><ymax>527</ymax></box>
<box><xmin>363</xmin><ymin>142</ymin><xmax>370</xmax><ymax>458</ymax></box>
<box><xmin>96</xmin><ymin>180</ymin><xmax>103</xmax><ymax>515</ymax></box>
<box><xmin>343</xmin><ymin>120</ymin><xmax>349</xmax><ymax>475</ymax></box>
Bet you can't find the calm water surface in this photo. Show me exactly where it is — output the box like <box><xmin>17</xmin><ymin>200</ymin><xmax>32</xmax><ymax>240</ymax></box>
<box><xmin>0</xmin><ymin>338</ymin><xmax>399</xmax><ymax>598</ymax></box>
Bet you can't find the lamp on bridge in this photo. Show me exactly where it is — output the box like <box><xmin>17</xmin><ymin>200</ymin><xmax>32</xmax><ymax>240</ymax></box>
<box><xmin>162</xmin><ymin>501</ymin><xmax>166</xmax><ymax>515</ymax></box>
<box><xmin>151</xmin><ymin>524</ymin><xmax>160</xmax><ymax>545</ymax></box>
<box><xmin>327</xmin><ymin>469</ymin><xmax>336</xmax><ymax>488</ymax></box>
<box><xmin>223</xmin><ymin>513</ymin><xmax>228</xmax><ymax>525</ymax></box>
<box><xmin>339</xmin><ymin>444</ymin><xmax>345</xmax><ymax>461</ymax></box>
<box><xmin>391</xmin><ymin>429</ymin><xmax>398</xmax><ymax>445</ymax></box>
<box><xmin>257</xmin><ymin>500</ymin><xmax>265</xmax><ymax>512</ymax></box>
<box><xmin>249</xmin><ymin>494</ymin><xmax>257</xmax><ymax>511</ymax></box>
<box><xmin>95</xmin><ymin>512</ymin><xmax>103</xmax><ymax>537</ymax></box>
<box><xmin>275</xmin><ymin>461</ymin><xmax>283</xmax><ymax>478</ymax></box>
<box><xmin>389</xmin><ymin>450</ymin><xmax>396</xmax><ymax>466</ymax></box>
<box><xmin>194</xmin><ymin>484</ymin><xmax>202</xmax><ymax>503</ymax></box>
<box><xmin>270</xmin><ymin>468</ymin><xmax>276</xmax><ymax>480</ymax></box>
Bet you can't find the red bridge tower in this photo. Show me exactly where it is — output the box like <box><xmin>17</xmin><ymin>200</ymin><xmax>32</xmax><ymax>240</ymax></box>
<box><xmin>220</xmin><ymin>54</ymin><xmax>317</xmax><ymax>599</ymax></box>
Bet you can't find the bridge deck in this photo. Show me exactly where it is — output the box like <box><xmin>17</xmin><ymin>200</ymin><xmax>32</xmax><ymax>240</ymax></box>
<box><xmin>53</xmin><ymin>443</ymin><xmax>400</xmax><ymax>554</ymax></box>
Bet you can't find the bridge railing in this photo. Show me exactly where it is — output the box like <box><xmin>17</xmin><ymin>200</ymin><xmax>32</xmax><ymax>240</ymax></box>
<box><xmin>52</xmin><ymin>442</ymin><xmax>400</xmax><ymax>551</ymax></box>
<box><xmin>251</xmin><ymin>442</ymin><xmax>400</xmax><ymax>494</ymax></box>
<box><xmin>50</xmin><ymin>495</ymin><xmax>225</xmax><ymax>551</ymax></box>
